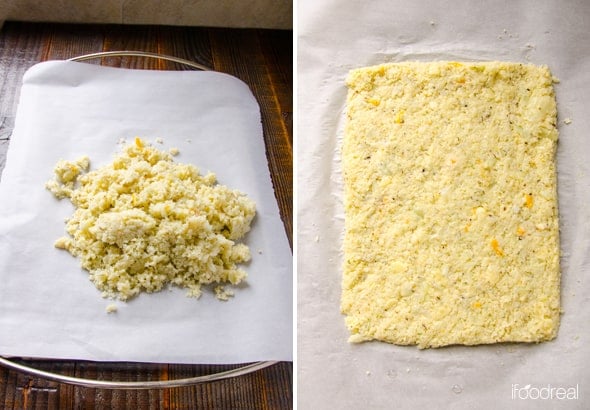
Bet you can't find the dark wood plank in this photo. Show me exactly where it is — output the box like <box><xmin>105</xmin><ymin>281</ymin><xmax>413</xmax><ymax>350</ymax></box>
<box><xmin>0</xmin><ymin>360</ymin><xmax>74</xmax><ymax>409</ymax></box>
<box><xmin>0</xmin><ymin>360</ymin><xmax>293</xmax><ymax>409</ymax></box>
<box><xmin>156</xmin><ymin>26</ymin><xmax>214</xmax><ymax>70</ymax></box>
<box><xmin>72</xmin><ymin>361</ymin><xmax>168</xmax><ymax>408</ymax></box>
<box><xmin>41</xmin><ymin>23</ymin><xmax>105</xmax><ymax>63</ymax></box>
<box><xmin>102</xmin><ymin>25</ymin><xmax>165</xmax><ymax>70</ymax></box>
<box><xmin>257</xmin><ymin>29</ymin><xmax>293</xmax><ymax>146</ymax></box>
<box><xmin>0</xmin><ymin>22</ymin><xmax>48</xmax><ymax>142</ymax></box>
<box><xmin>168</xmin><ymin>362</ymin><xmax>292</xmax><ymax>410</ymax></box>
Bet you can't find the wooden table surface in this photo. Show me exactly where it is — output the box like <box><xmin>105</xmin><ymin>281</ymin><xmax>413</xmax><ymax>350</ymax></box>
<box><xmin>0</xmin><ymin>21</ymin><xmax>292</xmax><ymax>409</ymax></box>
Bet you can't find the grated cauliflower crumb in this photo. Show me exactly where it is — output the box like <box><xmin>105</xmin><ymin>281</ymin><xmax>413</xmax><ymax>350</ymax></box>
<box><xmin>214</xmin><ymin>285</ymin><xmax>235</xmax><ymax>301</ymax></box>
<box><xmin>45</xmin><ymin>156</ymin><xmax>90</xmax><ymax>199</ymax></box>
<box><xmin>46</xmin><ymin>138</ymin><xmax>256</xmax><ymax>301</ymax></box>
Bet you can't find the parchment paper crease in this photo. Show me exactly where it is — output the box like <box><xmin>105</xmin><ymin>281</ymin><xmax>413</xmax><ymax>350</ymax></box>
<box><xmin>0</xmin><ymin>60</ymin><xmax>292</xmax><ymax>364</ymax></box>
<box><xmin>297</xmin><ymin>0</ymin><xmax>589</xmax><ymax>408</ymax></box>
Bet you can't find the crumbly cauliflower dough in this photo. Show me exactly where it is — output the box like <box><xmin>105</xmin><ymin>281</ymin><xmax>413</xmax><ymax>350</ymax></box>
<box><xmin>46</xmin><ymin>137</ymin><xmax>256</xmax><ymax>301</ymax></box>
<box><xmin>44</xmin><ymin>156</ymin><xmax>90</xmax><ymax>199</ymax></box>
<box><xmin>342</xmin><ymin>62</ymin><xmax>560</xmax><ymax>348</ymax></box>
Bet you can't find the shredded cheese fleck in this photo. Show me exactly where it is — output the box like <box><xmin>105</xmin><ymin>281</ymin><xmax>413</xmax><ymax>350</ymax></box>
<box><xmin>491</xmin><ymin>238</ymin><xmax>505</xmax><ymax>257</ymax></box>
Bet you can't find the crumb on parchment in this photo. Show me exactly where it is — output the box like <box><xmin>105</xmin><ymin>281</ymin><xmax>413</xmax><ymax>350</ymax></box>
<box><xmin>46</xmin><ymin>137</ymin><xmax>256</xmax><ymax>302</ymax></box>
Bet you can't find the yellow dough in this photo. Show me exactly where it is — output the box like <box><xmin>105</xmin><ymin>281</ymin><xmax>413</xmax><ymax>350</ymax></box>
<box><xmin>341</xmin><ymin>62</ymin><xmax>560</xmax><ymax>348</ymax></box>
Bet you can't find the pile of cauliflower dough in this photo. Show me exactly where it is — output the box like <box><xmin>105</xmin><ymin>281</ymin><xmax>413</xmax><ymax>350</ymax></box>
<box><xmin>46</xmin><ymin>137</ymin><xmax>256</xmax><ymax>301</ymax></box>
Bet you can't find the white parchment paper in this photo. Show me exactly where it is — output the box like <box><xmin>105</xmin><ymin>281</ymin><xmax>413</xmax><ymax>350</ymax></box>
<box><xmin>298</xmin><ymin>0</ymin><xmax>589</xmax><ymax>408</ymax></box>
<box><xmin>0</xmin><ymin>60</ymin><xmax>292</xmax><ymax>364</ymax></box>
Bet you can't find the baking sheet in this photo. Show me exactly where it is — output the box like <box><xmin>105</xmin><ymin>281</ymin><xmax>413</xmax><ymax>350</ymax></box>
<box><xmin>297</xmin><ymin>0</ymin><xmax>589</xmax><ymax>408</ymax></box>
<box><xmin>0</xmin><ymin>60</ymin><xmax>292</xmax><ymax>364</ymax></box>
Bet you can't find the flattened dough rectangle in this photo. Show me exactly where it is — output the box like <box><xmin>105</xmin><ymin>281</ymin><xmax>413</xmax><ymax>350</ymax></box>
<box><xmin>341</xmin><ymin>62</ymin><xmax>560</xmax><ymax>348</ymax></box>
